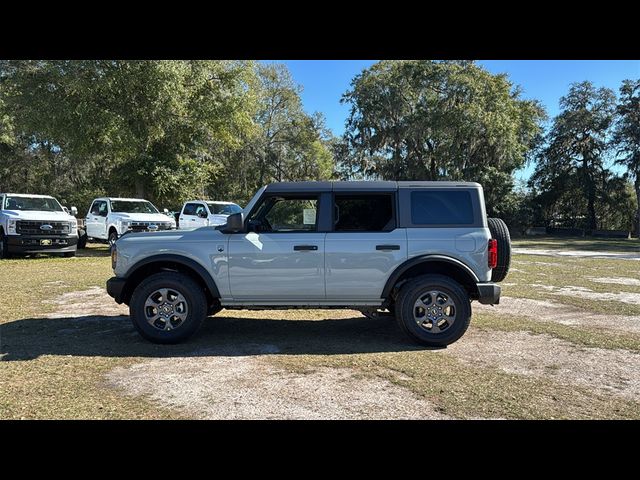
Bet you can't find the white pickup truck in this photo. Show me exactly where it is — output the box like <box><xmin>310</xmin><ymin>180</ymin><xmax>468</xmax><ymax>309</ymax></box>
<box><xmin>178</xmin><ymin>200</ymin><xmax>242</xmax><ymax>229</ymax></box>
<box><xmin>0</xmin><ymin>193</ymin><xmax>79</xmax><ymax>258</ymax></box>
<box><xmin>85</xmin><ymin>197</ymin><xmax>176</xmax><ymax>246</ymax></box>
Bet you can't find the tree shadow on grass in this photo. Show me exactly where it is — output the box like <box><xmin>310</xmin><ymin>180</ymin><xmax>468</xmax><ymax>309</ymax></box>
<box><xmin>0</xmin><ymin>313</ymin><xmax>434</xmax><ymax>361</ymax></box>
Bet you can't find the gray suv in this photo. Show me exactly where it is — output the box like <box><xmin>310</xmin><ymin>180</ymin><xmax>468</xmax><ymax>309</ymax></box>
<box><xmin>106</xmin><ymin>181</ymin><xmax>511</xmax><ymax>347</ymax></box>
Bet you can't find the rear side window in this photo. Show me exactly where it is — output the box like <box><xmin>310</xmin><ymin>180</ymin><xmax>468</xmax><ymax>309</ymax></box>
<box><xmin>334</xmin><ymin>194</ymin><xmax>395</xmax><ymax>231</ymax></box>
<box><xmin>411</xmin><ymin>191</ymin><xmax>474</xmax><ymax>225</ymax></box>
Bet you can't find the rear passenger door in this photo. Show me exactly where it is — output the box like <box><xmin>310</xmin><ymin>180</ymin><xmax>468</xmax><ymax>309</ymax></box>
<box><xmin>180</xmin><ymin>202</ymin><xmax>206</xmax><ymax>229</ymax></box>
<box><xmin>325</xmin><ymin>192</ymin><xmax>407</xmax><ymax>300</ymax></box>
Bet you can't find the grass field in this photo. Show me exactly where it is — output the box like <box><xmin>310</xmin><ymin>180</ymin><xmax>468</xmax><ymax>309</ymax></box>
<box><xmin>1</xmin><ymin>239</ymin><xmax>639</xmax><ymax>419</ymax></box>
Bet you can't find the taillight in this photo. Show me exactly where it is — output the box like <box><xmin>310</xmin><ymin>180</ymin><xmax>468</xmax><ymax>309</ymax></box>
<box><xmin>488</xmin><ymin>239</ymin><xmax>498</xmax><ymax>269</ymax></box>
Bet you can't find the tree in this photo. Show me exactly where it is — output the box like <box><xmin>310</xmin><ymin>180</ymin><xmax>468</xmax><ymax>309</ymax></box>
<box><xmin>0</xmin><ymin>60</ymin><xmax>257</xmax><ymax>208</ymax></box>
<box><xmin>534</xmin><ymin>81</ymin><xmax>616</xmax><ymax>231</ymax></box>
<box><xmin>212</xmin><ymin>63</ymin><xmax>334</xmax><ymax>204</ymax></box>
<box><xmin>340</xmin><ymin>60</ymin><xmax>545</xmax><ymax>211</ymax></box>
<box><xmin>612</xmin><ymin>79</ymin><xmax>640</xmax><ymax>237</ymax></box>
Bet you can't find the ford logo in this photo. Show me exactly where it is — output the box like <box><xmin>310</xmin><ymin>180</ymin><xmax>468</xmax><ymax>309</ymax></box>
<box><xmin>40</xmin><ymin>224</ymin><xmax>54</xmax><ymax>231</ymax></box>
<box><xmin>148</xmin><ymin>224</ymin><xmax>158</xmax><ymax>232</ymax></box>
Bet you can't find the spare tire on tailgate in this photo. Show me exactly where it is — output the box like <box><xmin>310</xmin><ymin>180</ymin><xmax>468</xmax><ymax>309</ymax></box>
<box><xmin>487</xmin><ymin>217</ymin><xmax>511</xmax><ymax>282</ymax></box>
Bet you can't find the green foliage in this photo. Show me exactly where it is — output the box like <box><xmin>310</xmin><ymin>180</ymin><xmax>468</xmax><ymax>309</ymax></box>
<box><xmin>612</xmin><ymin>79</ymin><xmax>640</xmax><ymax>235</ymax></box>
<box><xmin>340</xmin><ymin>60</ymin><xmax>546</xmax><ymax>211</ymax></box>
<box><xmin>0</xmin><ymin>61</ymin><xmax>334</xmax><ymax>209</ymax></box>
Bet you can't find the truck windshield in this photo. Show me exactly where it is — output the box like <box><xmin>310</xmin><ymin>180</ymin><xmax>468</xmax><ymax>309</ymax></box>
<box><xmin>207</xmin><ymin>202</ymin><xmax>242</xmax><ymax>215</ymax></box>
<box><xmin>4</xmin><ymin>196</ymin><xmax>63</xmax><ymax>212</ymax></box>
<box><xmin>110</xmin><ymin>200</ymin><xmax>159</xmax><ymax>214</ymax></box>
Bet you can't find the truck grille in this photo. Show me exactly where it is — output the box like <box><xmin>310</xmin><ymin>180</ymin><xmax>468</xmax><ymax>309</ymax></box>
<box><xmin>16</xmin><ymin>220</ymin><xmax>70</xmax><ymax>235</ymax></box>
<box><xmin>128</xmin><ymin>222</ymin><xmax>174</xmax><ymax>232</ymax></box>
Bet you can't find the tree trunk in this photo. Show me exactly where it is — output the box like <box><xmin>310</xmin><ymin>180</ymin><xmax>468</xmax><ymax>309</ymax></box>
<box><xmin>429</xmin><ymin>157</ymin><xmax>437</xmax><ymax>181</ymax></box>
<box><xmin>583</xmin><ymin>157</ymin><xmax>597</xmax><ymax>231</ymax></box>
<box><xmin>635</xmin><ymin>176</ymin><xmax>640</xmax><ymax>238</ymax></box>
<box><xmin>135</xmin><ymin>178</ymin><xmax>145</xmax><ymax>198</ymax></box>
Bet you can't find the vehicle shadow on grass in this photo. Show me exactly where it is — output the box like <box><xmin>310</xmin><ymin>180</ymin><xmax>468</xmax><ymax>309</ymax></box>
<box><xmin>0</xmin><ymin>313</ymin><xmax>434</xmax><ymax>361</ymax></box>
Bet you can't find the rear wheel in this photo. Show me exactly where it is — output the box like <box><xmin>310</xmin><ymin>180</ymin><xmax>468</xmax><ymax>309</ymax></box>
<box><xmin>487</xmin><ymin>217</ymin><xmax>511</xmax><ymax>282</ymax></box>
<box><xmin>396</xmin><ymin>274</ymin><xmax>471</xmax><ymax>347</ymax></box>
<box><xmin>130</xmin><ymin>272</ymin><xmax>207</xmax><ymax>344</ymax></box>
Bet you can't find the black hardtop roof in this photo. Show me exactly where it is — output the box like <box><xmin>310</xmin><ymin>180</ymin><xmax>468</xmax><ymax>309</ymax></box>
<box><xmin>263</xmin><ymin>180</ymin><xmax>481</xmax><ymax>193</ymax></box>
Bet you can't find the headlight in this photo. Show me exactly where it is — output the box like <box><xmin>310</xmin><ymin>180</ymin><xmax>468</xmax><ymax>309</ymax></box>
<box><xmin>120</xmin><ymin>221</ymin><xmax>131</xmax><ymax>230</ymax></box>
<box><xmin>69</xmin><ymin>220</ymin><xmax>77</xmax><ymax>235</ymax></box>
<box><xmin>7</xmin><ymin>219</ymin><xmax>17</xmax><ymax>234</ymax></box>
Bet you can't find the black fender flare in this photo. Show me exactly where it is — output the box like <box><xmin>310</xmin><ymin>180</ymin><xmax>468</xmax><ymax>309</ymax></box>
<box><xmin>123</xmin><ymin>254</ymin><xmax>221</xmax><ymax>298</ymax></box>
<box><xmin>381</xmin><ymin>254</ymin><xmax>480</xmax><ymax>299</ymax></box>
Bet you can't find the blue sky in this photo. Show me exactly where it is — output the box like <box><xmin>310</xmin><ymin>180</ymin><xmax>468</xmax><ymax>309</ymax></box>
<box><xmin>267</xmin><ymin>60</ymin><xmax>640</xmax><ymax>182</ymax></box>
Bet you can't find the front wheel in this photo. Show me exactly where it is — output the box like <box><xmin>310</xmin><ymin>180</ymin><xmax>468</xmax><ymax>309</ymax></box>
<box><xmin>108</xmin><ymin>230</ymin><xmax>118</xmax><ymax>248</ymax></box>
<box><xmin>396</xmin><ymin>274</ymin><xmax>471</xmax><ymax>347</ymax></box>
<box><xmin>0</xmin><ymin>231</ymin><xmax>10</xmax><ymax>259</ymax></box>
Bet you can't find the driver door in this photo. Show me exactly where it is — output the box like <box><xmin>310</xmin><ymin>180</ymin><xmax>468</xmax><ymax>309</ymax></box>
<box><xmin>86</xmin><ymin>200</ymin><xmax>108</xmax><ymax>239</ymax></box>
<box><xmin>228</xmin><ymin>195</ymin><xmax>326</xmax><ymax>301</ymax></box>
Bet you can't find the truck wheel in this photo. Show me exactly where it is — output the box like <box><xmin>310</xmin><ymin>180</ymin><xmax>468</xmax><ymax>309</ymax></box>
<box><xmin>130</xmin><ymin>272</ymin><xmax>207</xmax><ymax>344</ymax></box>
<box><xmin>487</xmin><ymin>217</ymin><xmax>511</xmax><ymax>282</ymax></box>
<box><xmin>0</xmin><ymin>230</ymin><xmax>10</xmax><ymax>259</ymax></box>
<box><xmin>108</xmin><ymin>230</ymin><xmax>118</xmax><ymax>248</ymax></box>
<box><xmin>396</xmin><ymin>274</ymin><xmax>471</xmax><ymax>347</ymax></box>
<box><xmin>77</xmin><ymin>229</ymin><xmax>88</xmax><ymax>249</ymax></box>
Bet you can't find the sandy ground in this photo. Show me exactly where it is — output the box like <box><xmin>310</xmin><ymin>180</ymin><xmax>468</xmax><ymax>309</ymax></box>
<box><xmin>45</xmin><ymin>286</ymin><xmax>640</xmax><ymax>418</ymax></box>
<box><xmin>445</xmin><ymin>329</ymin><xmax>640</xmax><ymax>401</ymax></box>
<box><xmin>512</xmin><ymin>248</ymin><xmax>640</xmax><ymax>260</ymax></box>
<box><xmin>106</xmin><ymin>348</ymin><xmax>450</xmax><ymax>420</ymax></box>
<box><xmin>476</xmin><ymin>296</ymin><xmax>640</xmax><ymax>333</ymax></box>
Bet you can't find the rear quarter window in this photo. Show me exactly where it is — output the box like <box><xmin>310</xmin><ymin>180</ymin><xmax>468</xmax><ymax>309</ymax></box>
<box><xmin>411</xmin><ymin>190</ymin><xmax>474</xmax><ymax>225</ymax></box>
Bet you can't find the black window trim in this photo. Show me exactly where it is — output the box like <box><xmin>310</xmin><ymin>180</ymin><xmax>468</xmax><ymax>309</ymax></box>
<box><xmin>329</xmin><ymin>191</ymin><xmax>398</xmax><ymax>233</ymax></box>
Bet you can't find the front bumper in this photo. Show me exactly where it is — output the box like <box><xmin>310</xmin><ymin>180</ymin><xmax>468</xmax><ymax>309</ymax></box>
<box><xmin>7</xmin><ymin>234</ymin><xmax>78</xmax><ymax>254</ymax></box>
<box><xmin>106</xmin><ymin>276</ymin><xmax>126</xmax><ymax>304</ymax></box>
<box><xmin>476</xmin><ymin>282</ymin><xmax>501</xmax><ymax>305</ymax></box>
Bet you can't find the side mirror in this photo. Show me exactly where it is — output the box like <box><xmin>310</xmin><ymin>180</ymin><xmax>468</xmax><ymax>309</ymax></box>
<box><xmin>70</xmin><ymin>206</ymin><xmax>78</xmax><ymax>216</ymax></box>
<box><xmin>198</xmin><ymin>210</ymin><xmax>208</xmax><ymax>219</ymax></box>
<box><xmin>100</xmin><ymin>211</ymin><xmax>108</xmax><ymax>217</ymax></box>
<box><xmin>163</xmin><ymin>208</ymin><xmax>169</xmax><ymax>214</ymax></box>
<box><xmin>224</xmin><ymin>212</ymin><xmax>244</xmax><ymax>233</ymax></box>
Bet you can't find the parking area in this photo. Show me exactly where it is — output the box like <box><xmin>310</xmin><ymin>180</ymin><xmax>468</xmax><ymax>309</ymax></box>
<box><xmin>1</xmin><ymin>239</ymin><xmax>639</xmax><ymax>419</ymax></box>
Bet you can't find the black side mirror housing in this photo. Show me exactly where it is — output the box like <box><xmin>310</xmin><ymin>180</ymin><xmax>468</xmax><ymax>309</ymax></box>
<box><xmin>198</xmin><ymin>210</ymin><xmax>208</xmax><ymax>219</ymax></box>
<box><xmin>224</xmin><ymin>212</ymin><xmax>244</xmax><ymax>233</ymax></box>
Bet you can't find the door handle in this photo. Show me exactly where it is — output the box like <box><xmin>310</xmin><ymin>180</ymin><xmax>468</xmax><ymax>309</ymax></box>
<box><xmin>376</xmin><ymin>245</ymin><xmax>400</xmax><ymax>251</ymax></box>
<box><xmin>294</xmin><ymin>245</ymin><xmax>318</xmax><ymax>251</ymax></box>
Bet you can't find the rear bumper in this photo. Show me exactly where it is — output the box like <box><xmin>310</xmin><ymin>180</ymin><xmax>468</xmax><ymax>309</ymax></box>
<box><xmin>106</xmin><ymin>277</ymin><xmax>127</xmax><ymax>304</ymax></box>
<box><xmin>476</xmin><ymin>282</ymin><xmax>501</xmax><ymax>305</ymax></box>
<box><xmin>7</xmin><ymin>234</ymin><xmax>78</xmax><ymax>253</ymax></box>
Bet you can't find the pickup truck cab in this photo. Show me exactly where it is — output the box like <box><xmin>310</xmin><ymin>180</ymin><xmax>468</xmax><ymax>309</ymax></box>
<box><xmin>86</xmin><ymin>197</ymin><xmax>176</xmax><ymax>246</ymax></box>
<box><xmin>178</xmin><ymin>200</ymin><xmax>242</xmax><ymax>229</ymax></box>
<box><xmin>0</xmin><ymin>193</ymin><xmax>79</xmax><ymax>258</ymax></box>
<box><xmin>106</xmin><ymin>181</ymin><xmax>511</xmax><ymax>347</ymax></box>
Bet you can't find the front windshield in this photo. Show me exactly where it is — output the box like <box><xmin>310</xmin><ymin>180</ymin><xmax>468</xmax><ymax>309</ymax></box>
<box><xmin>207</xmin><ymin>202</ymin><xmax>242</xmax><ymax>215</ymax></box>
<box><xmin>110</xmin><ymin>200</ymin><xmax>159</xmax><ymax>214</ymax></box>
<box><xmin>5</xmin><ymin>196</ymin><xmax>63</xmax><ymax>212</ymax></box>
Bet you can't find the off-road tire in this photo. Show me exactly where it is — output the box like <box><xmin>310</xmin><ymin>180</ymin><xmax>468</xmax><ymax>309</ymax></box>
<box><xmin>130</xmin><ymin>272</ymin><xmax>207</xmax><ymax>344</ymax></box>
<box><xmin>487</xmin><ymin>217</ymin><xmax>511</xmax><ymax>282</ymax></box>
<box><xmin>396</xmin><ymin>274</ymin><xmax>472</xmax><ymax>347</ymax></box>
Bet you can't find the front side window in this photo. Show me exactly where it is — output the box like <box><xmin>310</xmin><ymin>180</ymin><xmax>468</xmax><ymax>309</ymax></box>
<box><xmin>5</xmin><ymin>196</ymin><xmax>63</xmax><ymax>212</ymax></box>
<box><xmin>334</xmin><ymin>194</ymin><xmax>394</xmax><ymax>231</ymax></box>
<box><xmin>183</xmin><ymin>203</ymin><xmax>199</xmax><ymax>216</ymax></box>
<box><xmin>411</xmin><ymin>190</ymin><xmax>474</xmax><ymax>225</ymax></box>
<box><xmin>110</xmin><ymin>200</ymin><xmax>159</xmax><ymax>214</ymax></box>
<box><xmin>249</xmin><ymin>196</ymin><xmax>318</xmax><ymax>232</ymax></box>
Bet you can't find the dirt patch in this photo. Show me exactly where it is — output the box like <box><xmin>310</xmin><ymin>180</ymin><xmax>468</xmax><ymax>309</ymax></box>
<box><xmin>588</xmin><ymin>277</ymin><xmax>640</xmax><ymax>287</ymax></box>
<box><xmin>43</xmin><ymin>286</ymin><xmax>128</xmax><ymax>318</ymax></box>
<box><xmin>445</xmin><ymin>329</ymin><xmax>640</xmax><ymax>401</ymax></box>
<box><xmin>513</xmin><ymin>248</ymin><xmax>640</xmax><ymax>260</ymax></box>
<box><xmin>476</xmin><ymin>296</ymin><xmax>640</xmax><ymax>334</ymax></box>
<box><xmin>105</xmin><ymin>346</ymin><xmax>450</xmax><ymax>420</ymax></box>
<box><xmin>552</xmin><ymin>286</ymin><xmax>640</xmax><ymax>306</ymax></box>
